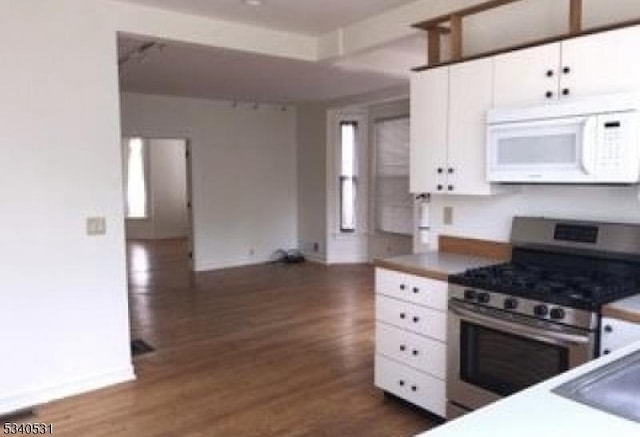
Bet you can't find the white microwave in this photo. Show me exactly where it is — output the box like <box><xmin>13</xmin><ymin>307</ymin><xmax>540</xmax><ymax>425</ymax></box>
<box><xmin>486</xmin><ymin>94</ymin><xmax>640</xmax><ymax>184</ymax></box>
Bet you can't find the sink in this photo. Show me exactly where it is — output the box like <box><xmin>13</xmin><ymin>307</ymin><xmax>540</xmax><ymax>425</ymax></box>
<box><xmin>553</xmin><ymin>349</ymin><xmax>640</xmax><ymax>423</ymax></box>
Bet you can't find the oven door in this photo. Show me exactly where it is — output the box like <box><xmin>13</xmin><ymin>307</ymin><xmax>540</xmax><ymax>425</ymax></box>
<box><xmin>447</xmin><ymin>298</ymin><xmax>596</xmax><ymax>412</ymax></box>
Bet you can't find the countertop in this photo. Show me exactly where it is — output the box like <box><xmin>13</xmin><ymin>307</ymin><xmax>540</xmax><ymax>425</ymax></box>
<box><xmin>603</xmin><ymin>294</ymin><xmax>640</xmax><ymax>324</ymax></box>
<box><xmin>416</xmin><ymin>341</ymin><xmax>640</xmax><ymax>437</ymax></box>
<box><xmin>373</xmin><ymin>251</ymin><xmax>501</xmax><ymax>281</ymax></box>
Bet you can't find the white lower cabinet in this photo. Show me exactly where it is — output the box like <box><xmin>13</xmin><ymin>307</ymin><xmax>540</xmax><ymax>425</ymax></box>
<box><xmin>600</xmin><ymin>317</ymin><xmax>640</xmax><ymax>355</ymax></box>
<box><xmin>374</xmin><ymin>267</ymin><xmax>448</xmax><ymax>417</ymax></box>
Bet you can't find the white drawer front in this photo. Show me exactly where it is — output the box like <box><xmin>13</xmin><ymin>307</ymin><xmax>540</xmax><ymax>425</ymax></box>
<box><xmin>375</xmin><ymin>354</ymin><xmax>446</xmax><ymax>417</ymax></box>
<box><xmin>376</xmin><ymin>295</ymin><xmax>446</xmax><ymax>341</ymax></box>
<box><xmin>376</xmin><ymin>322</ymin><xmax>446</xmax><ymax>379</ymax></box>
<box><xmin>376</xmin><ymin>268</ymin><xmax>447</xmax><ymax>311</ymax></box>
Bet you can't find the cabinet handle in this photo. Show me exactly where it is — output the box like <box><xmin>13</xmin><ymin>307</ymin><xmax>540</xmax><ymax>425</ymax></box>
<box><xmin>412</xmin><ymin>287</ymin><xmax>419</xmax><ymax>294</ymax></box>
<box><xmin>399</xmin><ymin>284</ymin><xmax>406</xmax><ymax>291</ymax></box>
<box><xmin>604</xmin><ymin>325</ymin><xmax>613</xmax><ymax>333</ymax></box>
<box><xmin>563</xmin><ymin>66</ymin><xmax>571</xmax><ymax>74</ymax></box>
<box><xmin>448</xmin><ymin>168</ymin><xmax>454</xmax><ymax>174</ymax></box>
<box><xmin>437</xmin><ymin>185</ymin><xmax>443</xmax><ymax>191</ymax></box>
<box><xmin>411</xmin><ymin>385</ymin><xmax>418</xmax><ymax>392</ymax></box>
<box><xmin>400</xmin><ymin>313</ymin><xmax>406</xmax><ymax>319</ymax></box>
<box><xmin>603</xmin><ymin>349</ymin><xmax>611</xmax><ymax>355</ymax></box>
<box><xmin>545</xmin><ymin>91</ymin><xmax>554</xmax><ymax>99</ymax></box>
<box><xmin>562</xmin><ymin>88</ymin><xmax>570</xmax><ymax>96</ymax></box>
<box><xmin>412</xmin><ymin>349</ymin><xmax>419</xmax><ymax>356</ymax></box>
<box><xmin>399</xmin><ymin>380</ymin><xmax>405</xmax><ymax>386</ymax></box>
<box><xmin>412</xmin><ymin>316</ymin><xmax>420</xmax><ymax>323</ymax></box>
<box><xmin>546</xmin><ymin>69</ymin><xmax>554</xmax><ymax>77</ymax></box>
<box><xmin>447</xmin><ymin>185</ymin><xmax>454</xmax><ymax>191</ymax></box>
<box><xmin>400</xmin><ymin>344</ymin><xmax>406</xmax><ymax>351</ymax></box>
<box><xmin>437</xmin><ymin>168</ymin><xmax>444</xmax><ymax>174</ymax></box>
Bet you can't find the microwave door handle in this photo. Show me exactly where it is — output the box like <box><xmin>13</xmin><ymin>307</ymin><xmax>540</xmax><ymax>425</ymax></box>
<box><xmin>581</xmin><ymin>116</ymin><xmax>598</xmax><ymax>175</ymax></box>
<box><xmin>449</xmin><ymin>300</ymin><xmax>591</xmax><ymax>345</ymax></box>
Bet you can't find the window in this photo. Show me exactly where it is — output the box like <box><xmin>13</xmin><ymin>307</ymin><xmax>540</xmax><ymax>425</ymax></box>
<box><xmin>340</xmin><ymin>121</ymin><xmax>358</xmax><ymax>233</ymax></box>
<box><xmin>374</xmin><ymin>117</ymin><xmax>412</xmax><ymax>235</ymax></box>
<box><xmin>125</xmin><ymin>138</ymin><xmax>149</xmax><ymax>219</ymax></box>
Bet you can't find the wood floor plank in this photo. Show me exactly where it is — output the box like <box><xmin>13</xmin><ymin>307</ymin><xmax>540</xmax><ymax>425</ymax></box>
<box><xmin>30</xmin><ymin>239</ymin><xmax>437</xmax><ymax>436</ymax></box>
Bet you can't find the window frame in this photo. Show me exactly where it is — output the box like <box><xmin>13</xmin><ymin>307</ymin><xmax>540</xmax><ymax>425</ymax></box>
<box><xmin>339</xmin><ymin>121</ymin><xmax>358</xmax><ymax>233</ymax></box>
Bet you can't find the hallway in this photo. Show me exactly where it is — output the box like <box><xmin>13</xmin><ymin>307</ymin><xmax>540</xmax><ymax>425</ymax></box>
<box><xmin>32</xmin><ymin>240</ymin><xmax>436</xmax><ymax>436</ymax></box>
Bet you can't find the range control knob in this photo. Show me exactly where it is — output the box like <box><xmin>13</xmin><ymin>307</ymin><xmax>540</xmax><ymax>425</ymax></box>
<box><xmin>464</xmin><ymin>289</ymin><xmax>477</xmax><ymax>301</ymax></box>
<box><xmin>534</xmin><ymin>304</ymin><xmax>549</xmax><ymax>317</ymax></box>
<box><xmin>477</xmin><ymin>292</ymin><xmax>491</xmax><ymax>304</ymax></box>
<box><xmin>550</xmin><ymin>308</ymin><xmax>566</xmax><ymax>320</ymax></box>
<box><xmin>503</xmin><ymin>298</ymin><xmax>518</xmax><ymax>310</ymax></box>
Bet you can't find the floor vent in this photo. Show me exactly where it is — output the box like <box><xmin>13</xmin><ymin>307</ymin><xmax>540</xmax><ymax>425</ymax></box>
<box><xmin>131</xmin><ymin>339</ymin><xmax>155</xmax><ymax>357</ymax></box>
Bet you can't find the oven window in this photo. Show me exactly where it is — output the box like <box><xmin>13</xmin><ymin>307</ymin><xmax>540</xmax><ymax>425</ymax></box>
<box><xmin>460</xmin><ymin>322</ymin><xmax>569</xmax><ymax>397</ymax></box>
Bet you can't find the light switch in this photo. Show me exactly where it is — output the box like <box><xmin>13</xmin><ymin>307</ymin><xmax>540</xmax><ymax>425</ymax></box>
<box><xmin>87</xmin><ymin>217</ymin><xmax>107</xmax><ymax>236</ymax></box>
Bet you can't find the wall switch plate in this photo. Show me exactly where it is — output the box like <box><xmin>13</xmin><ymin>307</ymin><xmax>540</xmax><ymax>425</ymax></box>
<box><xmin>86</xmin><ymin>217</ymin><xmax>106</xmax><ymax>236</ymax></box>
<box><xmin>443</xmin><ymin>207</ymin><xmax>454</xmax><ymax>225</ymax></box>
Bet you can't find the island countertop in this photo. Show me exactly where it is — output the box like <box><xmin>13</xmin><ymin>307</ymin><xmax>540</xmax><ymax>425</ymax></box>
<box><xmin>416</xmin><ymin>340</ymin><xmax>640</xmax><ymax>437</ymax></box>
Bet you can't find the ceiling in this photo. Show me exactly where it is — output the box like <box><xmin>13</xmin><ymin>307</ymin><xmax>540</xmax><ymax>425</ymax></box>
<box><xmin>113</xmin><ymin>0</ymin><xmax>418</xmax><ymax>35</ymax></box>
<box><xmin>118</xmin><ymin>36</ymin><xmax>422</xmax><ymax>103</ymax></box>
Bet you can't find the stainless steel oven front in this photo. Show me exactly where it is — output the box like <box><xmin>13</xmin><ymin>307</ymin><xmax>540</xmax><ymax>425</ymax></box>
<box><xmin>446</xmin><ymin>292</ymin><xmax>596</xmax><ymax>418</ymax></box>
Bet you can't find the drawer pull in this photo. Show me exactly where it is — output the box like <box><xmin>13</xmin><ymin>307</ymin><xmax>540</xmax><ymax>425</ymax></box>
<box><xmin>604</xmin><ymin>325</ymin><xmax>613</xmax><ymax>333</ymax></box>
<box><xmin>603</xmin><ymin>349</ymin><xmax>611</xmax><ymax>355</ymax></box>
<box><xmin>411</xmin><ymin>385</ymin><xmax>418</xmax><ymax>392</ymax></box>
<box><xmin>400</xmin><ymin>313</ymin><xmax>406</xmax><ymax>319</ymax></box>
<box><xmin>412</xmin><ymin>287</ymin><xmax>419</xmax><ymax>294</ymax></box>
<box><xmin>412</xmin><ymin>316</ymin><xmax>420</xmax><ymax>323</ymax></box>
<box><xmin>400</xmin><ymin>284</ymin><xmax>406</xmax><ymax>290</ymax></box>
<box><xmin>399</xmin><ymin>345</ymin><xmax>406</xmax><ymax>351</ymax></box>
<box><xmin>399</xmin><ymin>380</ymin><xmax>405</xmax><ymax>386</ymax></box>
<box><xmin>412</xmin><ymin>349</ymin><xmax>419</xmax><ymax>356</ymax></box>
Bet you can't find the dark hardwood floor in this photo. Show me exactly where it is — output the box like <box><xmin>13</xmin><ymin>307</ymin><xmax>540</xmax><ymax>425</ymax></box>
<box><xmin>35</xmin><ymin>239</ymin><xmax>437</xmax><ymax>436</ymax></box>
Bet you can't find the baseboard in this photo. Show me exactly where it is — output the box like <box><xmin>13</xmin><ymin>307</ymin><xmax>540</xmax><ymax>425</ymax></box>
<box><xmin>302</xmin><ymin>252</ymin><xmax>327</xmax><ymax>264</ymax></box>
<box><xmin>0</xmin><ymin>365</ymin><xmax>135</xmax><ymax>416</ymax></box>
<box><xmin>195</xmin><ymin>256</ymin><xmax>273</xmax><ymax>272</ymax></box>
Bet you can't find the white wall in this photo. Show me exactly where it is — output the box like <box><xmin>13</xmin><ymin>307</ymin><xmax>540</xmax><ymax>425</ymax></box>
<box><xmin>120</xmin><ymin>93</ymin><xmax>298</xmax><ymax>270</ymax></box>
<box><xmin>0</xmin><ymin>0</ymin><xmax>134</xmax><ymax>414</ymax></box>
<box><xmin>126</xmin><ymin>139</ymin><xmax>189</xmax><ymax>240</ymax></box>
<box><xmin>296</xmin><ymin>104</ymin><xmax>328</xmax><ymax>261</ymax></box>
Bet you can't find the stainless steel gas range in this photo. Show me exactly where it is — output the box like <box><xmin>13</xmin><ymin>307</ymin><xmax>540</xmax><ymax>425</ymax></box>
<box><xmin>446</xmin><ymin>216</ymin><xmax>640</xmax><ymax>419</ymax></box>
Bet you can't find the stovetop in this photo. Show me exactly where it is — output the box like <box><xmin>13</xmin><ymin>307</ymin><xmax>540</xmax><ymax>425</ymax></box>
<box><xmin>449</xmin><ymin>257</ymin><xmax>640</xmax><ymax>311</ymax></box>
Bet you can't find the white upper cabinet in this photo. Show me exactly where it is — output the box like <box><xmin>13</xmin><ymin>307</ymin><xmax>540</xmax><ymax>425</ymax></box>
<box><xmin>561</xmin><ymin>26</ymin><xmax>640</xmax><ymax>98</ymax></box>
<box><xmin>494</xmin><ymin>25</ymin><xmax>640</xmax><ymax>108</ymax></box>
<box><xmin>493</xmin><ymin>43</ymin><xmax>561</xmax><ymax>107</ymax></box>
<box><xmin>410</xmin><ymin>67</ymin><xmax>448</xmax><ymax>194</ymax></box>
<box><xmin>410</xmin><ymin>58</ymin><xmax>495</xmax><ymax>195</ymax></box>
<box><xmin>448</xmin><ymin>57</ymin><xmax>495</xmax><ymax>195</ymax></box>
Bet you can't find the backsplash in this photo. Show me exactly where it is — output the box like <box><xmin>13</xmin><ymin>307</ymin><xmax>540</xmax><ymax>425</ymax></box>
<box><xmin>428</xmin><ymin>185</ymin><xmax>640</xmax><ymax>247</ymax></box>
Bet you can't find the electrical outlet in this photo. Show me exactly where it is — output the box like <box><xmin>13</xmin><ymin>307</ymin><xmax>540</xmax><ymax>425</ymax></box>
<box><xmin>249</xmin><ymin>248</ymin><xmax>255</xmax><ymax>256</ymax></box>
<box><xmin>443</xmin><ymin>207</ymin><xmax>454</xmax><ymax>225</ymax></box>
<box><xmin>313</xmin><ymin>242</ymin><xmax>319</xmax><ymax>252</ymax></box>
<box><xmin>86</xmin><ymin>217</ymin><xmax>106</xmax><ymax>236</ymax></box>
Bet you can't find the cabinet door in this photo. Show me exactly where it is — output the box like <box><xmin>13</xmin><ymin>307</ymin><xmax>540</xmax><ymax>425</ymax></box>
<box><xmin>561</xmin><ymin>26</ymin><xmax>640</xmax><ymax>98</ymax></box>
<box><xmin>447</xmin><ymin>57</ymin><xmax>494</xmax><ymax>195</ymax></box>
<box><xmin>410</xmin><ymin>68</ymin><xmax>448</xmax><ymax>194</ymax></box>
<box><xmin>493</xmin><ymin>43</ymin><xmax>561</xmax><ymax>107</ymax></box>
<box><xmin>600</xmin><ymin>317</ymin><xmax>640</xmax><ymax>355</ymax></box>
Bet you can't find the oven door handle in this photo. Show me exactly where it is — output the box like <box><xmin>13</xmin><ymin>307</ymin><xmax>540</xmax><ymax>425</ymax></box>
<box><xmin>449</xmin><ymin>300</ymin><xmax>591</xmax><ymax>345</ymax></box>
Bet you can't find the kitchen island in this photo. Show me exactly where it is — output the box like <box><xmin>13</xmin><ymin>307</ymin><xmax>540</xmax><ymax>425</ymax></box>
<box><xmin>417</xmin><ymin>340</ymin><xmax>640</xmax><ymax>437</ymax></box>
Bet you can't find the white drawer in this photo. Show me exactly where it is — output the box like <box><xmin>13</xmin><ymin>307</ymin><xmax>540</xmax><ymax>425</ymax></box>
<box><xmin>376</xmin><ymin>268</ymin><xmax>447</xmax><ymax>311</ymax></box>
<box><xmin>376</xmin><ymin>294</ymin><xmax>446</xmax><ymax>341</ymax></box>
<box><xmin>375</xmin><ymin>354</ymin><xmax>446</xmax><ymax>417</ymax></box>
<box><xmin>376</xmin><ymin>322</ymin><xmax>446</xmax><ymax>379</ymax></box>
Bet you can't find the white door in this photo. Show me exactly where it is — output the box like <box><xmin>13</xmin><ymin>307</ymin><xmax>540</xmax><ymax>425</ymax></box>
<box><xmin>493</xmin><ymin>43</ymin><xmax>561</xmax><ymax>107</ymax></box>
<box><xmin>561</xmin><ymin>25</ymin><xmax>640</xmax><ymax>98</ymax></box>
<box><xmin>410</xmin><ymin>68</ymin><xmax>448</xmax><ymax>194</ymax></box>
<box><xmin>448</xmin><ymin>57</ymin><xmax>495</xmax><ymax>195</ymax></box>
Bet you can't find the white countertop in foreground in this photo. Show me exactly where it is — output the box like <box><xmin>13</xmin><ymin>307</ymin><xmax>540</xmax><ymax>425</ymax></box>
<box><xmin>417</xmin><ymin>341</ymin><xmax>640</xmax><ymax>437</ymax></box>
